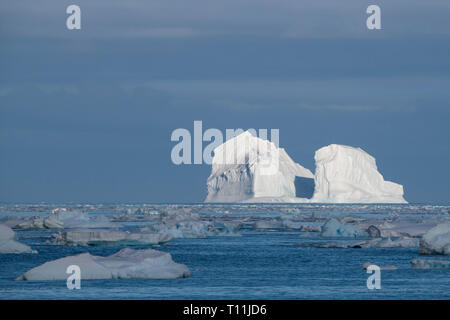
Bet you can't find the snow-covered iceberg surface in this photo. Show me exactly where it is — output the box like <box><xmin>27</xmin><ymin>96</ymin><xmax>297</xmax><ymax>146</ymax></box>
<box><xmin>0</xmin><ymin>224</ymin><xmax>36</xmax><ymax>254</ymax></box>
<box><xmin>205</xmin><ymin>131</ymin><xmax>314</xmax><ymax>202</ymax></box>
<box><xmin>204</xmin><ymin>133</ymin><xmax>407</xmax><ymax>204</ymax></box>
<box><xmin>311</xmin><ymin>144</ymin><xmax>407</xmax><ymax>203</ymax></box>
<box><xmin>17</xmin><ymin>248</ymin><xmax>190</xmax><ymax>280</ymax></box>
<box><xmin>419</xmin><ymin>222</ymin><xmax>450</xmax><ymax>255</ymax></box>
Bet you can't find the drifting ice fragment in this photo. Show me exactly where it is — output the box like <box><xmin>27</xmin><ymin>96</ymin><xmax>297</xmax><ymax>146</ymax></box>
<box><xmin>419</xmin><ymin>222</ymin><xmax>450</xmax><ymax>256</ymax></box>
<box><xmin>0</xmin><ymin>224</ymin><xmax>36</xmax><ymax>254</ymax></box>
<box><xmin>16</xmin><ymin>248</ymin><xmax>190</xmax><ymax>280</ymax></box>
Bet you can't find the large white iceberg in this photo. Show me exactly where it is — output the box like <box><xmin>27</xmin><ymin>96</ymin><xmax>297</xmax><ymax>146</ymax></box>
<box><xmin>205</xmin><ymin>131</ymin><xmax>314</xmax><ymax>202</ymax></box>
<box><xmin>0</xmin><ymin>224</ymin><xmax>36</xmax><ymax>254</ymax></box>
<box><xmin>16</xmin><ymin>248</ymin><xmax>190</xmax><ymax>280</ymax></box>
<box><xmin>311</xmin><ymin>144</ymin><xmax>407</xmax><ymax>203</ymax></box>
<box><xmin>419</xmin><ymin>222</ymin><xmax>450</xmax><ymax>255</ymax></box>
<box><xmin>204</xmin><ymin>134</ymin><xmax>407</xmax><ymax>204</ymax></box>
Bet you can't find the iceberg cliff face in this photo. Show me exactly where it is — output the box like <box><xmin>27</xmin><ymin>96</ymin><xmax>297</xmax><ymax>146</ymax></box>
<box><xmin>311</xmin><ymin>144</ymin><xmax>406</xmax><ymax>203</ymax></box>
<box><xmin>205</xmin><ymin>131</ymin><xmax>314</xmax><ymax>202</ymax></box>
<box><xmin>204</xmin><ymin>134</ymin><xmax>407</xmax><ymax>203</ymax></box>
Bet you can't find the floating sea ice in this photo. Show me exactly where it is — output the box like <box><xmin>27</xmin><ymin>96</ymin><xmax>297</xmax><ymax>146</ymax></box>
<box><xmin>352</xmin><ymin>237</ymin><xmax>419</xmax><ymax>248</ymax></box>
<box><xmin>14</xmin><ymin>216</ymin><xmax>64</xmax><ymax>230</ymax></box>
<box><xmin>296</xmin><ymin>236</ymin><xmax>418</xmax><ymax>249</ymax></box>
<box><xmin>148</xmin><ymin>210</ymin><xmax>241</xmax><ymax>238</ymax></box>
<box><xmin>51</xmin><ymin>229</ymin><xmax>172</xmax><ymax>246</ymax></box>
<box><xmin>362</xmin><ymin>262</ymin><xmax>397</xmax><ymax>270</ymax></box>
<box><xmin>419</xmin><ymin>222</ymin><xmax>450</xmax><ymax>255</ymax></box>
<box><xmin>410</xmin><ymin>258</ymin><xmax>450</xmax><ymax>269</ymax></box>
<box><xmin>0</xmin><ymin>224</ymin><xmax>36</xmax><ymax>254</ymax></box>
<box><xmin>379</xmin><ymin>220</ymin><xmax>437</xmax><ymax>238</ymax></box>
<box><xmin>311</xmin><ymin>144</ymin><xmax>407</xmax><ymax>203</ymax></box>
<box><xmin>321</xmin><ymin>218</ymin><xmax>368</xmax><ymax>238</ymax></box>
<box><xmin>52</xmin><ymin>209</ymin><xmax>117</xmax><ymax>229</ymax></box>
<box><xmin>16</xmin><ymin>248</ymin><xmax>190</xmax><ymax>280</ymax></box>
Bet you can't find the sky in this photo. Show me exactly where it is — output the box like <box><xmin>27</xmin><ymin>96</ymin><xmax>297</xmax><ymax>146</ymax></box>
<box><xmin>1</xmin><ymin>0</ymin><xmax>450</xmax><ymax>204</ymax></box>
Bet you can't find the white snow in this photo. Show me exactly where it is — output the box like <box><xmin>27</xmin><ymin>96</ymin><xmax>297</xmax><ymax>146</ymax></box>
<box><xmin>204</xmin><ymin>134</ymin><xmax>407</xmax><ymax>204</ymax></box>
<box><xmin>0</xmin><ymin>224</ymin><xmax>36</xmax><ymax>254</ymax></box>
<box><xmin>51</xmin><ymin>229</ymin><xmax>172</xmax><ymax>246</ymax></box>
<box><xmin>16</xmin><ymin>248</ymin><xmax>190</xmax><ymax>280</ymax></box>
<box><xmin>419</xmin><ymin>222</ymin><xmax>450</xmax><ymax>255</ymax></box>
<box><xmin>205</xmin><ymin>131</ymin><xmax>314</xmax><ymax>202</ymax></box>
<box><xmin>311</xmin><ymin>144</ymin><xmax>406</xmax><ymax>203</ymax></box>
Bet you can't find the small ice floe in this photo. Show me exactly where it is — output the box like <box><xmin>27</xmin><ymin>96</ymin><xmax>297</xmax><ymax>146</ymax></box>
<box><xmin>148</xmin><ymin>210</ymin><xmax>240</xmax><ymax>238</ymax></box>
<box><xmin>0</xmin><ymin>224</ymin><xmax>37</xmax><ymax>254</ymax></box>
<box><xmin>419</xmin><ymin>222</ymin><xmax>450</xmax><ymax>255</ymax></box>
<box><xmin>379</xmin><ymin>220</ymin><xmax>437</xmax><ymax>238</ymax></box>
<box><xmin>352</xmin><ymin>237</ymin><xmax>419</xmax><ymax>249</ymax></box>
<box><xmin>16</xmin><ymin>248</ymin><xmax>190</xmax><ymax>280</ymax></box>
<box><xmin>14</xmin><ymin>216</ymin><xmax>64</xmax><ymax>230</ymax></box>
<box><xmin>362</xmin><ymin>262</ymin><xmax>397</xmax><ymax>270</ymax></box>
<box><xmin>321</xmin><ymin>218</ymin><xmax>368</xmax><ymax>238</ymax></box>
<box><xmin>410</xmin><ymin>258</ymin><xmax>450</xmax><ymax>269</ymax></box>
<box><xmin>51</xmin><ymin>229</ymin><xmax>172</xmax><ymax>246</ymax></box>
<box><xmin>295</xmin><ymin>237</ymin><xmax>418</xmax><ymax>249</ymax></box>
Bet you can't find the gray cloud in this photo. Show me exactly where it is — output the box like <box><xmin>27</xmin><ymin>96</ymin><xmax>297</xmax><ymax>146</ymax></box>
<box><xmin>1</xmin><ymin>0</ymin><xmax>450</xmax><ymax>38</ymax></box>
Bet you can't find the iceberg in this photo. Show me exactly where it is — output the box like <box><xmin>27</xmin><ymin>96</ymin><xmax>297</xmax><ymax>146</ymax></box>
<box><xmin>419</xmin><ymin>222</ymin><xmax>450</xmax><ymax>255</ymax></box>
<box><xmin>205</xmin><ymin>131</ymin><xmax>314</xmax><ymax>202</ymax></box>
<box><xmin>311</xmin><ymin>144</ymin><xmax>406</xmax><ymax>203</ymax></box>
<box><xmin>203</xmin><ymin>134</ymin><xmax>407</xmax><ymax>204</ymax></box>
<box><xmin>0</xmin><ymin>224</ymin><xmax>36</xmax><ymax>254</ymax></box>
<box><xmin>51</xmin><ymin>229</ymin><xmax>172</xmax><ymax>246</ymax></box>
<box><xmin>16</xmin><ymin>248</ymin><xmax>190</xmax><ymax>280</ymax></box>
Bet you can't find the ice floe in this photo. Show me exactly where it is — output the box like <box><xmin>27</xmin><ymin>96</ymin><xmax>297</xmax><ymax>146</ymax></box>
<box><xmin>51</xmin><ymin>229</ymin><xmax>172</xmax><ymax>246</ymax></box>
<box><xmin>321</xmin><ymin>218</ymin><xmax>368</xmax><ymax>238</ymax></box>
<box><xmin>16</xmin><ymin>248</ymin><xmax>190</xmax><ymax>280</ymax></box>
<box><xmin>419</xmin><ymin>222</ymin><xmax>450</xmax><ymax>255</ymax></box>
<box><xmin>0</xmin><ymin>224</ymin><xmax>36</xmax><ymax>254</ymax></box>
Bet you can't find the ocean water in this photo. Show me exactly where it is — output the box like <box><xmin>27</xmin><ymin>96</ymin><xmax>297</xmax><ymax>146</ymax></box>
<box><xmin>0</xmin><ymin>204</ymin><xmax>449</xmax><ymax>299</ymax></box>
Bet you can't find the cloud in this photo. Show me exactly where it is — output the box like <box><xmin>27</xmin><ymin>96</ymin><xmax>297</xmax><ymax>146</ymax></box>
<box><xmin>1</xmin><ymin>0</ymin><xmax>450</xmax><ymax>39</ymax></box>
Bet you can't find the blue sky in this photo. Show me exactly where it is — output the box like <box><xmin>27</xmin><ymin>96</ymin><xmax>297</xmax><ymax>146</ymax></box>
<box><xmin>1</xmin><ymin>1</ymin><xmax>450</xmax><ymax>203</ymax></box>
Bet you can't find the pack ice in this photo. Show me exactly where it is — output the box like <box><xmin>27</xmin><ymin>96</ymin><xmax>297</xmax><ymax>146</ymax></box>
<box><xmin>17</xmin><ymin>248</ymin><xmax>190</xmax><ymax>280</ymax></box>
<box><xmin>0</xmin><ymin>224</ymin><xmax>36</xmax><ymax>254</ymax></box>
<box><xmin>205</xmin><ymin>131</ymin><xmax>406</xmax><ymax>203</ymax></box>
